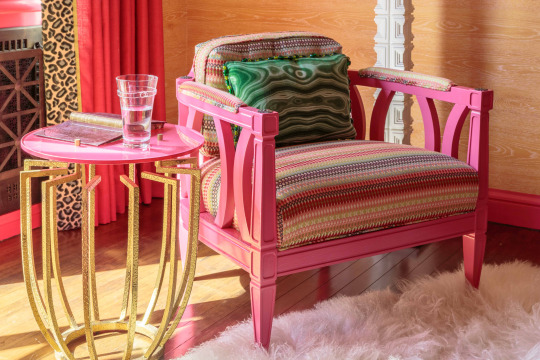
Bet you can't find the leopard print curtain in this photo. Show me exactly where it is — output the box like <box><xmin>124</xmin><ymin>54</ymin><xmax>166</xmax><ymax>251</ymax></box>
<box><xmin>42</xmin><ymin>0</ymin><xmax>82</xmax><ymax>230</ymax></box>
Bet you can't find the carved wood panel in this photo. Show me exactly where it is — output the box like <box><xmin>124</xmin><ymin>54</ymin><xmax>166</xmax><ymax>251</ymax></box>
<box><xmin>0</xmin><ymin>47</ymin><xmax>44</xmax><ymax>215</ymax></box>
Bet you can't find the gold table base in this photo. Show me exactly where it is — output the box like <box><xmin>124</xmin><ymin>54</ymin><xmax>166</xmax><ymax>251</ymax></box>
<box><xmin>20</xmin><ymin>159</ymin><xmax>201</xmax><ymax>360</ymax></box>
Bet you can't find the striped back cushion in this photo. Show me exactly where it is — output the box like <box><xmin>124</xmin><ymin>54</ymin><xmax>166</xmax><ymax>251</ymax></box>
<box><xmin>192</xmin><ymin>32</ymin><xmax>342</xmax><ymax>156</ymax></box>
<box><xmin>201</xmin><ymin>140</ymin><xmax>479</xmax><ymax>250</ymax></box>
<box><xmin>224</xmin><ymin>54</ymin><xmax>356</xmax><ymax>146</ymax></box>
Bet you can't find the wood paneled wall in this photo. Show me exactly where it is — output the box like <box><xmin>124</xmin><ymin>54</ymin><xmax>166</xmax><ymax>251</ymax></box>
<box><xmin>411</xmin><ymin>1</ymin><xmax>540</xmax><ymax>195</ymax></box>
<box><xmin>164</xmin><ymin>1</ymin><xmax>538</xmax><ymax>195</ymax></box>
<box><xmin>162</xmin><ymin>0</ymin><xmax>377</xmax><ymax>125</ymax></box>
<box><xmin>162</xmin><ymin>0</ymin><xmax>187</xmax><ymax>124</ymax></box>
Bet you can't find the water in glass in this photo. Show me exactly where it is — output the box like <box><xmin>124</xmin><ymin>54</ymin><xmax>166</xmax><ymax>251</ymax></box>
<box><xmin>122</xmin><ymin>105</ymin><xmax>152</xmax><ymax>148</ymax></box>
<box><xmin>117</xmin><ymin>86</ymin><xmax>156</xmax><ymax>150</ymax></box>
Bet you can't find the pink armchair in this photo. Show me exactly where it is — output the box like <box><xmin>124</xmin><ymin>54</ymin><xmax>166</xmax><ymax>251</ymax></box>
<box><xmin>175</xmin><ymin>32</ymin><xmax>493</xmax><ymax>348</ymax></box>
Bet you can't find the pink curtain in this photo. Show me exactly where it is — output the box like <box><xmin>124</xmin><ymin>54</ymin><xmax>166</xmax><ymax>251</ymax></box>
<box><xmin>76</xmin><ymin>0</ymin><xmax>166</xmax><ymax>224</ymax></box>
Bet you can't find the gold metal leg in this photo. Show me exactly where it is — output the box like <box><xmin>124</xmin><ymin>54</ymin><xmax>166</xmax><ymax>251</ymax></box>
<box><xmin>142</xmin><ymin>158</ymin><xmax>201</xmax><ymax>358</ymax></box>
<box><xmin>141</xmin><ymin>171</ymin><xmax>172</xmax><ymax>325</ymax></box>
<box><xmin>88</xmin><ymin>163</ymin><xmax>96</xmax><ymax>180</ymax></box>
<box><xmin>140</xmin><ymin>171</ymin><xmax>179</xmax><ymax>356</ymax></box>
<box><xmin>41</xmin><ymin>164</ymin><xmax>82</xmax><ymax>360</ymax></box>
<box><xmin>159</xmin><ymin>165</ymin><xmax>200</xmax><ymax>351</ymax></box>
<box><xmin>21</xmin><ymin>159</ymin><xmax>201</xmax><ymax>360</ymax></box>
<box><xmin>50</xmin><ymin>182</ymin><xmax>78</xmax><ymax>329</ymax></box>
<box><xmin>119</xmin><ymin>173</ymin><xmax>140</xmax><ymax>360</ymax></box>
<box><xmin>20</xmin><ymin>161</ymin><xmax>70</xmax><ymax>352</ymax></box>
<box><xmin>119</xmin><ymin>163</ymin><xmax>137</xmax><ymax>322</ymax></box>
<box><xmin>82</xmin><ymin>175</ymin><xmax>101</xmax><ymax>359</ymax></box>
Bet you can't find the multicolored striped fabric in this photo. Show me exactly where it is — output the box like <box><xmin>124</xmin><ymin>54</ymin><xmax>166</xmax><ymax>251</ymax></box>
<box><xmin>224</xmin><ymin>54</ymin><xmax>356</xmax><ymax>146</ymax></box>
<box><xmin>201</xmin><ymin>114</ymin><xmax>220</xmax><ymax>155</ymax></box>
<box><xmin>194</xmin><ymin>31</ymin><xmax>342</xmax><ymax>88</ymax></box>
<box><xmin>191</xmin><ymin>32</ymin><xmax>342</xmax><ymax>157</ymax></box>
<box><xmin>358</xmin><ymin>67</ymin><xmax>455</xmax><ymax>91</ymax></box>
<box><xmin>178</xmin><ymin>81</ymin><xmax>246</xmax><ymax>113</ymax></box>
<box><xmin>201</xmin><ymin>140</ymin><xmax>479</xmax><ymax>250</ymax></box>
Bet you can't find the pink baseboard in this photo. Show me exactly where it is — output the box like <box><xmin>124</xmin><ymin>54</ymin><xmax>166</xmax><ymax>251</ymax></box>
<box><xmin>0</xmin><ymin>204</ymin><xmax>41</xmax><ymax>242</ymax></box>
<box><xmin>488</xmin><ymin>189</ymin><xmax>540</xmax><ymax>230</ymax></box>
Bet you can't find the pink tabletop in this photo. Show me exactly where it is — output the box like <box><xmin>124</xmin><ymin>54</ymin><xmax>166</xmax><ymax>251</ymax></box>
<box><xmin>21</xmin><ymin>124</ymin><xmax>203</xmax><ymax>165</ymax></box>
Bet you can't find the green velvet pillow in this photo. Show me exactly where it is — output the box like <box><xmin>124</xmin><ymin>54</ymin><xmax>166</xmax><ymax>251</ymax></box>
<box><xmin>224</xmin><ymin>54</ymin><xmax>356</xmax><ymax>146</ymax></box>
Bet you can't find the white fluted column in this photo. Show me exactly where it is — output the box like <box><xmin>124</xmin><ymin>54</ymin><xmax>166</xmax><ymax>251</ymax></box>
<box><xmin>374</xmin><ymin>0</ymin><xmax>413</xmax><ymax>144</ymax></box>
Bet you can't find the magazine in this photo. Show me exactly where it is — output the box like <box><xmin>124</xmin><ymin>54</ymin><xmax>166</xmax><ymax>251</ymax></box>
<box><xmin>34</xmin><ymin>112</ymin><xmax>123</xmax><ymax>146</ymax></box>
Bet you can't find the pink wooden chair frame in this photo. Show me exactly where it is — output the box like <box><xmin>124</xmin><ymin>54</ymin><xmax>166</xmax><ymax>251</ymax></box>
<box><xmin>175</xmin><ymin>69</ymin><xmax>494</xmax><ymax>348</ymax></box>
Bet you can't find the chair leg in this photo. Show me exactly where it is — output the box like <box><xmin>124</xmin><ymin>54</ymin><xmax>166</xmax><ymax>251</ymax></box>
<box><xmin>250</xmin><ymin>279</ymin><xmax>276</xmax><ymax>349</ymax></box>
<box><xmin>463</xmin><ymin>232</ymin><xmax>486</xmax><ymax>288</ymax></box>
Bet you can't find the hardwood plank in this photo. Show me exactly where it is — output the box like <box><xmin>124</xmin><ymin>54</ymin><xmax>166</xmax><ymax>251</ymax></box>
<box><xmin>338</xmin><ymin>244</ymin><xmax>445</xmax><ymax>295</ymax></box>
<box><xmin>164</xmin><ymin>253</ymin><xmax>363</xmax><ymax>357</ymax></box>
<box><xmin>386</xmin><ymin>238</ymin><xmax>462</xmax><ymax>292</ymax></box>
<box><xmin>167</xmin><ymin>246</ymin><xmax>433</xmax><ymax>356</ymax></box>
<box><xmin>287</xmin><ymin>249</ymin><xmax>414</xmax><ymax>313</ymax></box>
<box><xmin>1</xmin><ymin>198</ymin><xmax>539</xmax><ymax>359</ymax></box>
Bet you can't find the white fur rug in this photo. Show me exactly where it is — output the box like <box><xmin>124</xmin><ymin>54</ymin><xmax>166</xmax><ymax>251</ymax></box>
<box><xmin>178</xmin><ymin>262</ymin><xmax>540</xmax><ymax>360</ymax></box>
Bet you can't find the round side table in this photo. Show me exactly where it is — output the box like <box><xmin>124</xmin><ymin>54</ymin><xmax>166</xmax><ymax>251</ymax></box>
<box><xmin>20</xmin><ymin>124</ymin><xmax>203</xmax><ymax>360</ymax></box>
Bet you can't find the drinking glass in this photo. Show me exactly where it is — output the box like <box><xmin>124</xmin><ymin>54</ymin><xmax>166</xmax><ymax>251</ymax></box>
<box><xmin>117</xmin><ymin>86</ymin><xmax>157</xmax><ymax>149</ymax></box>
<box><xmin>116</xmin><ymin>74</ymin><xmax>158</xmax><ymax>92</ymax></box>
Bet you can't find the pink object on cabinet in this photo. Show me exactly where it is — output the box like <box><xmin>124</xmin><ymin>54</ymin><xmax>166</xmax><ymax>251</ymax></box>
<box><xmin>0</xmin><ymin>1</ymin><xmax>41</xmax><ymax>29</ymax></box>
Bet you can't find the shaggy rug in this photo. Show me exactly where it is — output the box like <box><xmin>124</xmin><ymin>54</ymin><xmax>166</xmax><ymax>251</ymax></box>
<box><xmin>178</xmin><ymin>262</ymin><xmax>540</xmax><ymax>359</ymax></box>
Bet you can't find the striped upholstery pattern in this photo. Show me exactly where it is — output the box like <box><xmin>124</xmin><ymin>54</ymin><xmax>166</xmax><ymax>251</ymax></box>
<box><xmin>194</xmin><ymin>32</ymin><xmax>342</xmax><ymax>89</ymax></box>
<box><xmin>224</xmin><ymin>54</ymin><xmax>356</xmax><ymax>146</ymax></box>
<box><xmin>191</xmin><ymin>32</ymin><xmax>342</xmax><ymax>157</ymax></box>
<box><xmin>201</xmin><ymin>140</ymin><xmax>479</xmax><ymax>250</ymax></box>
<box><xmin>178</xmin><ymin>81</ymin><xmax>246</xmax><ymax>113</ymax></box>
<box><xmin>358</xmin><ymin>67</ymin><xmax>455</xmax><ymax>91</ymax></box>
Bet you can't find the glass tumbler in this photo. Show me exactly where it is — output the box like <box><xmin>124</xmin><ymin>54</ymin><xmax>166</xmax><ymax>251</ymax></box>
<box><xmin>116</xmin><ymin>74</ymin><xmax>158</xmax><ymax>92</ymax></box>
<box><xmin>117</xmin><ymin>86</ymin><xmax>157</xmax><ymax>150</ymax></box>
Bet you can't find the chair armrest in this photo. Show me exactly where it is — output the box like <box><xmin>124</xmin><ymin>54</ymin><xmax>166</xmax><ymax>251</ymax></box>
<box><xmin>358</xmin><ymin>67</ymin><xmax>455</xmax><ymax>92</ymax></box>
<box><xmin>177</xmin><ymin>81</ymin><xmax>247</xmax><ymax>113</ymax></box>
<box><xmin>176</xmin><ymin>77</ymin><xmax>278</xmax><ymax>239</ymax></box>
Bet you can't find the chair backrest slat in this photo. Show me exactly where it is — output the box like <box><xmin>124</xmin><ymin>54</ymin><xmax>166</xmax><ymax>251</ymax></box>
<box><xmin>185</xmin><ymin>107</ymin><xmax>204</xmax><ymax>131</ymax></box>
<box><xmin>369</xmin><ymin>89</ymin><xmax>395</xmax><ymax>141</ymax></box>
<box><xmin>234</xmin><ymin>129</ymin><xmax>255</xmax><ymax>240</ymax></box>
<box><xmin>213</xmin><ymin>117</ymin><xmax>236</xmax><ymax>228</ymax></box>
<box><xmin>416</xmin><ymin>96</ymin><xmax>441</xmax><ymax>152</ymax></box>
<box><xmin>441</xmin><ymin>104</ymin><xmax>470</xmax><ymax>158</ymax></box>
<box><xmin>349</xmin><ymin>83</ymin><xmax>366</xmax><ymax>140</ymax></box>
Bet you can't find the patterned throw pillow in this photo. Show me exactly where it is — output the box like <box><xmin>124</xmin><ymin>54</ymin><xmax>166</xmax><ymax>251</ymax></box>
<box><xmin>224</xmin><ymin>54</ymin><xmax>357</xmax><ymax>146</ymax></box>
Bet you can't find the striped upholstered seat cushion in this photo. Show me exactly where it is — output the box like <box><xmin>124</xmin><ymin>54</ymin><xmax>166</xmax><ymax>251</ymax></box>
<box><xmin>201</xmin><ymin>141</ymin><xmax>479</xmax><ymax>250</ymax></box>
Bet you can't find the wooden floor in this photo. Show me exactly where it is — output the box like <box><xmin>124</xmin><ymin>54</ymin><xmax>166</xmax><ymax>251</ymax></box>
<box><xmin>0</xmin><ymin>199</ymin><xmax>539</xmax><ymax>359</ymax></box>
